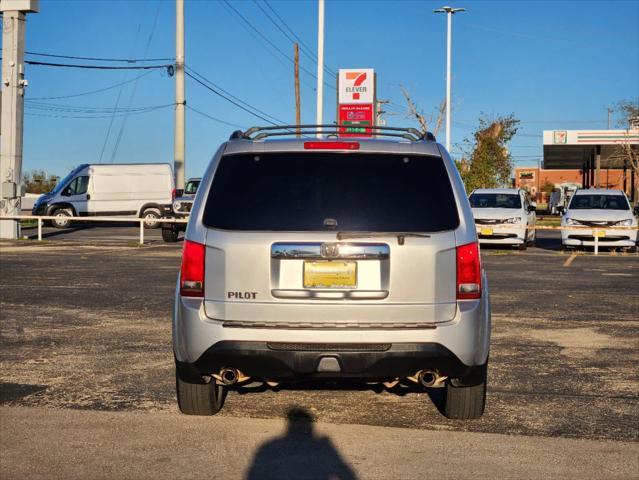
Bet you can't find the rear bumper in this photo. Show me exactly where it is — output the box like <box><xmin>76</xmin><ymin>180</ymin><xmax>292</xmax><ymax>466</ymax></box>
<box><xmin>177</xmin><ymin>341</ymin><xmax>485</xmax><ymax>383</ymax></box>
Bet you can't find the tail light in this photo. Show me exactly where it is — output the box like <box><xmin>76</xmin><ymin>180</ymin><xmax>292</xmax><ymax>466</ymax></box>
<box><xmin>180</xmin><ymin>240</ymin><xmax>205</xmax><ymax>297</ymax></box>
<box><xmin>456</xmin><ymin>241</ymin><xmax>481</xmax><ymax>300</ymax></box>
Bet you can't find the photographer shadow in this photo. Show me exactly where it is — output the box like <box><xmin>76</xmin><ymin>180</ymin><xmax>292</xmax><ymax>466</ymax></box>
<box><xmin>246</xmin><ymin>407</ymin><xmax>357</xmax><ymax>480</ymax></box>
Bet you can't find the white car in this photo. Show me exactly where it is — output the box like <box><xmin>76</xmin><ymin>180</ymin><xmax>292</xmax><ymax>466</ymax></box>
<box><xmin>561</xmin><ymin>189</ymin><xmax>638</xmax><ymax>252</ymax></box>
<box><xmin>469</xmin><ymin>188</ymin><xmax>536</xmax><ymax>250</ymax></box>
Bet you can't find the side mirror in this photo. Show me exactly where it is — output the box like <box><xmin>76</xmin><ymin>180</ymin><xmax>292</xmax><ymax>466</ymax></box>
<box><xmin>61</xmin><ymin>187</ymin><xmax>71</xmax><ymax>197</ymax></box>
<box><xmin>528</xmin><ymin>204</ymin><xmax>536</xmax><ymax>212</ymax></box>
<box><xmin>634</xmin><ymin>205</ymin><xmax>639</xmax><ymax>216</ymax></box>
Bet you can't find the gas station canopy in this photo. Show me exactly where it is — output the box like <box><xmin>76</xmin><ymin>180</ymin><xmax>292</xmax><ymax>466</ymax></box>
<box><xmin>543</xmin><ymin>129</ymin><xmax>639</xmax><ymax>169</ymax></box>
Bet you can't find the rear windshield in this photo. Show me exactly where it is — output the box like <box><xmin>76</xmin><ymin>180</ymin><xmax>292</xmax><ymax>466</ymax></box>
<box><xmin>569</xmin><ymin>194</ymin><xmax>629</xmax><ymax>210</ymax></box>
<box><xmin>469</xmin><ymin>193</ymin><xmax>522</xmax><ymax>209</ymax></box>
<box><xmin>202</xmin><ymin>152</ymin><xmax>459</xmax><ymax>232</ymax></box>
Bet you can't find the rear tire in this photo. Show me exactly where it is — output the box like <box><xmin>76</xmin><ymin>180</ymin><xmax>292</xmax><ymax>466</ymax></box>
<box><xmin>162</xmin><ymin>227</ymin><xmax>179</xmax><ymax>242</ymax></box>
<box><xmin>51</xmin><ymin>208</ymin><xmax>73</xmax><ymax>228</ymax></box>
<box><xmin>142</xmin><ymin>208</ymin><xmax>161</xmax><ymax>229</ymax></box>
<box><xmin>176</xmin><ymin>368</ymin><xmax>226</xmax><ymax>415</ymax></box>
<box><xmin>443</xmin><ymin>365</ymin><xmax>487</xmax><ymax>420</ymax></box>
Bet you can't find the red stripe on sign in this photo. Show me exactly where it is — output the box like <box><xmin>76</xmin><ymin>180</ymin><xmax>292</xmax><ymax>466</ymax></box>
<box><xmin>354</xmin><ymin>73</ymin><xmax>367</xmax><ymax>86</ymax></box>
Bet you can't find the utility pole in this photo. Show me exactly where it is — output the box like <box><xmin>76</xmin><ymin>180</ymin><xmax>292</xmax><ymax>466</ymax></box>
<box><xmin>1</xmin><ymin>0</ymin><xmax>39</xmax><ymax>240</ymax></box>
<box><xmin>316</xmin><ymin>0</ymin><xmax>325</xmax><ymax>136</ymax></box>
<box><xmin>294</xmin><ymin>43</ymin><xmax>301</xmax><ymax>137</ymax></box>
<box><xmin>434</xmin><ymin>5</ymin><xmax>465</xmax><ymax>153</ymax></box>
<box><xmin>174</xmin><ymin>0</ymin><xmax>185</xmax><ymax>190</ymax></box>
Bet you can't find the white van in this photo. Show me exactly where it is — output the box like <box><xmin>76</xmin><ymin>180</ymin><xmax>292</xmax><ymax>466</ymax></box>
<box><xmin>32</xmin><ymin>163</ymin><xmax>174</xmax><ymax>228</ymax></box>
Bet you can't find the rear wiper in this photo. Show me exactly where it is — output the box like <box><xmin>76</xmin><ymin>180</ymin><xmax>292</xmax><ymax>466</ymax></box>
<box><xmin>336</xmin><ymin>231</ymin><xmax>430</xmax><ymax>245</ymax></box>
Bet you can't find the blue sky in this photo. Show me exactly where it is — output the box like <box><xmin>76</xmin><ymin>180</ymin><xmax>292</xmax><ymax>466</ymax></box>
<box><xmin>18</xmin><ymin>0</ymin><xmax>639</xmax><ymax>179</ymax></box>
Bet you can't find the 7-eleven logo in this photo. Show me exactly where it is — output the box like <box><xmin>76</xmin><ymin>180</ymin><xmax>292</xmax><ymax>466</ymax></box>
<box><xmin>345</xmin><ymin>71</ymin><xmax>368</xmax><ymax>101</ymax></box>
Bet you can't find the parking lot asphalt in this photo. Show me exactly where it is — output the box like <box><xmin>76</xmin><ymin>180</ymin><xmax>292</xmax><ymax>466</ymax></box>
<box><xmin>1</xmin><ymin>232</ymin><xmax>638</xmax><ymax>478</ymax></box>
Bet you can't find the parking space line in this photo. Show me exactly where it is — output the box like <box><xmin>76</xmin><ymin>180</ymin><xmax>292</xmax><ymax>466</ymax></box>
<box><xmin>563</xmin><ymin>253</ymin><xmax>577</xmax><ymax>267</ymax></box>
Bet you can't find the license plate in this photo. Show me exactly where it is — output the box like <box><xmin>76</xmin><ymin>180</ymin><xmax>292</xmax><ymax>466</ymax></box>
<box><xmin>593</xmin><ymin>230</ymin><xmax>606</xmax><ymax>238</ymax></box>
<box><xmin>303</xmin><ymin>261</ymin><xmax>357</xmax><ymax>289</ymax></box>
<box><xmin>480</xmin><ymin>228</ymin><xmax>494</xmax><ymax>236</ymax></box>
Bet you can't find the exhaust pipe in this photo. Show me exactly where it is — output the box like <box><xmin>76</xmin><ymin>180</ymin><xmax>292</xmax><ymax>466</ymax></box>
<box><xmin>418</xmin><ymin>370</ymin><xmax>437</xmax><ymax>387</ymax></box>
<box><xmin>220</xmin><ymin>368</ymin><xmax>238</xmax><ymax>385</ymax></box>
<box><xmin>406</xmin><ymin>369</ymin><xmax>447</xmax><ymax>388</ymax></box>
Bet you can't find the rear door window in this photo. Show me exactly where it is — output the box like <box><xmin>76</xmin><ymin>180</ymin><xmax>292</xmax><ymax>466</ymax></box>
<box><xmin>202</xmin><ymin>152</ymin><xmax>459</xmax><ymax>232</ymax></box>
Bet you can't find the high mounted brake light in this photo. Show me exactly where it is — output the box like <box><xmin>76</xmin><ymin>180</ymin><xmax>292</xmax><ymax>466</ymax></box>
<box><xmin>456</xmin><ymin>241</ymin><xmax>482</xmax><ymax>300</ymax></box>
<box><xmin>304</xmin><ymin>141</ymin><xmax>360</xmax><ymax>150</ymax></box>
<box><xmin>180</xmin><ymin>240</ymin><xmax>205</xmax><ymax>297</ymax></box>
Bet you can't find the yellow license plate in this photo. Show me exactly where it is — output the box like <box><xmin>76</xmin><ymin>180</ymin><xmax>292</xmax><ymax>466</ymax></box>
<box><xmin>593</xmin><ymin>230</ymin><xmax>606</xmax><ymax>238</ymax></box>
<box><xmin>480</xmin><ymin>228</ymin><xmax>494</xmax><ymax>236</ymax></box>
<box><xmin>303</xmin><ymin>261</ymin><xmax>357</xmax><ymax>289</ymax></box>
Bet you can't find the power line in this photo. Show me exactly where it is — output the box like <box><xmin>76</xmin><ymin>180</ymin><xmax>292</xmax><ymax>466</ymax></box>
<box><xmin>186</xmin><ymin>66</ymin><xmax>284</xmax><ymax>124</ymax></box>
<box><xmin>185</xmin><ymin>70</ymin><xmax>281</xmax><ymax>126</ymax></box>
<box><xmin>25</xmin><ymin>101</ymin><xmax>171</xmax><ymax>114</ymax></box>
<box><xmin>254</xmin><ymin>0</ymin><xmax>336</xmax><ymax>78</ymax></box>
<box><xmin>187</xmin><ymin>105</ymin><xmax>246</xmax><ymax>129</ymax></box>
<box><xmin>25</xmin><ymin>60</ymin><xmax>172</xmax><ymax>70</ymax></box>
<box><xmin>110</xmin><ymin>1</ymin><xmax>164</xmax><ymax>163</ymax></box>
<box><xmin>25</xmin><ymin>104</ymin><xmax>173</xmax><ymax>119</ymax></box>
<box><xmin>27</xmin><ymin>70</ymin><xmax>156</xmax><ymax>100</ymax></box>
<box><xmin>26</xmin><ymin>51</ymin><xmax>173</xmax><ymax>63</ymax></box>
<box><xmin>222</xmin><ymin>0</ymin><xmax>335</xmax><ymax>91</ymax></box>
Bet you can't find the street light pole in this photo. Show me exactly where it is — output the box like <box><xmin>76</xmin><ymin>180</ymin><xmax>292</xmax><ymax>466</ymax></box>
<box><xmin>316</xmin><ymin>0</ymin><xmax>325</xmax><ymax>137</ymax></box>
<box><xmin>175</xmin><ymin>0</ymin><xmax>185</xmax><ymax>190</ymax></box>
<box><xmin>434</xmin><ymin>6</ymin><xmax>465</xmax><ymax>153</ymax></box>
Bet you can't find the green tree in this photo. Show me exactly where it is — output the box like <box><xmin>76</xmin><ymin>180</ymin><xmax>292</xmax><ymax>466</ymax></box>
<box><xmin>541</xmin><ymin>180</ymin><xmax>555</xmax><ymax>196</ymax></box>
<box><xmin>455</xmin><ymin>114</ymin><xmax>520</xmax><ymax>193</ymax></box>
<box><xmin>23</xmin><ymin>170</ymin><xmax>59</xmax><ymax>194</ymax></box>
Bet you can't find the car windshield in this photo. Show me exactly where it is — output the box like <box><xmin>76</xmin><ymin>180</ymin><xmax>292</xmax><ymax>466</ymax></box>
<box><xmin>202</xmin><ymin>152</ymin><xmax>460</xmax><ymax>232</ymax></box>
<box><xmin>569</xmin><ymin>194</ymin><xmax>630</xmax><ymax>210</ymax></box>
<box><xmin>184</xmin><ymin>180</ymin><xmax>200</xmax><ymax>195</ymax></box>
<box><xmin>49</xmin><ymin>168</ymin><xmax>82</xmax><ymax>195</ymax></box>
<box><xmin>469</xmin><ymin>193</ymin><xmax>522</xmax><ymax>209</ymax></box>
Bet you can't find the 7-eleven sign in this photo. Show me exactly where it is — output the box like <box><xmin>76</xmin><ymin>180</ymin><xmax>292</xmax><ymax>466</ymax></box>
<box><xmin>338</xmin><ymin>68</ymin><xmax>375</xmax><ymax>104</ymax></box>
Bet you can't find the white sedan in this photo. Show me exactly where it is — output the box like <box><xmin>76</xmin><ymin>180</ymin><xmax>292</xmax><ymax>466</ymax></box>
<box><xmin>470</xmin><ymin>188</ymin><xmax>536</xmax><ymax>250</ymax></box>
<box><xmin>561</xmin><ymin>189</ymin><xmax>638</xmax><ymax>252</ymax></box>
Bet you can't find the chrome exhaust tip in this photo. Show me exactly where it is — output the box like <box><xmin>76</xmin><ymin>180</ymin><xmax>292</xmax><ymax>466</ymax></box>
<box><xmin>418</xmin><ymin>370</ymin><xmax>437</xmax><ymax>387</ymax></box>
<box><xmin>220</xmin><ymin>368</ymin><xmax>239</xmax><ymax>385</ymax></box>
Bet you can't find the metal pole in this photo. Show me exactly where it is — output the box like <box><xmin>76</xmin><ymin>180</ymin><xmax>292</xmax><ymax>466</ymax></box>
<box><xmin>294</xmin><ymin>43</ymin><xmax>301</xmax><ymax>137</ymax></box>
<box><xmin>174</xmin><ymin>0</ymin><xmax>185</xmax><ymax>190</ymax></box>
<box><xmin>315</xmin><ymin>0</ymin><xmax>325</xmax><ymax>137</ymax></box>
<box><xmin>139</xmin><ymin>220</ymin><xmax>144</xmax><ymax>245</ymax></box>
<box><xmin>0</xmin><ymin>3</ymin><xmax>38</xmax><ymax>239</ymax></box>
<box><xmin>595</xmin><ymin>145</ymin><xmax>601</xmax><ymax>188</ymax></box>
<box><xmin>37</xmin><ymin>217</ymin><xmax>42</xmax><ymax>241</ymax></box>
<box><xmin>445</xmin><ymin>11</ymin><xmax>452</xmax><ymax>152</ymax></box>
<box><xmin>594</xmin><ymin>229</ymin><xmax>599</xmax><ymax>256</ymax></box>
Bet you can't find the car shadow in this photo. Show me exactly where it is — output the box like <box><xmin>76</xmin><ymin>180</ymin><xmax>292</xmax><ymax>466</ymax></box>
<box><xmin>245</xmin><ymin>407</ymin><xmax>357</xmax><ymax>480</ymax></box>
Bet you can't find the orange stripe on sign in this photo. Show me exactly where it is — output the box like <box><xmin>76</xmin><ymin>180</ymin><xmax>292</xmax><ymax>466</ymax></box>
<box><xmin>345</xmin><ymin>72</ymin><xmax>362</xmax><ymax>80</ymax></box>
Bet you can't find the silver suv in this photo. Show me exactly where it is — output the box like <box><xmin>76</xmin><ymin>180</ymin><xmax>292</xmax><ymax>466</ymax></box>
<box><xmin>173</xmin><ymin>126</ymin><xmax>491</xmax><ymax>419</ymax></box>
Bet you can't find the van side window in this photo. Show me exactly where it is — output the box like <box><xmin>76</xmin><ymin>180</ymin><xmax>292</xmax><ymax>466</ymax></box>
<box><xmin>68</xmin><ymin>176</ymin><xmax>89</xmax><ymax>195</ymax></box>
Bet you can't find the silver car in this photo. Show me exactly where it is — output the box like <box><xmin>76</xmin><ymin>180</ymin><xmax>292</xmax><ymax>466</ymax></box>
<box><xmin>173</xmin><ymin>126</ymin><xmax>491</xmax><ymax>419</ymax></box>
<box><xmin>561</xmin><ymin>188</ymin><xmax>638</xmax><ymax>252</ymax></box>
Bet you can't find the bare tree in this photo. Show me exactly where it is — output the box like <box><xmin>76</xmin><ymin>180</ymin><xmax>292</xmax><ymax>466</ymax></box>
<box><xmin>399</xmin><ymin>85</ymin><xmax>445</xmax><ymax>137</ymax></box>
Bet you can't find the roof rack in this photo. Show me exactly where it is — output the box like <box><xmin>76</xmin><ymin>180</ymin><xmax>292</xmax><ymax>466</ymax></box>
<box><xmin>229</xmin><ymin>125</ymin><xmax>436</xmax><ymax>142</ymax></box>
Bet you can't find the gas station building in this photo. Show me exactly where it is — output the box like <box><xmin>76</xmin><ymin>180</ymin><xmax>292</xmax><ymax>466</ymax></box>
<box><xmin>541</xmin><ymin>129</ymin><xmax>638</xmax><ymax>202</ymax></box>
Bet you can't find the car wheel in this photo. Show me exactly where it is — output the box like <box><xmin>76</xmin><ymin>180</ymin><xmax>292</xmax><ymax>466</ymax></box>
<box><xmin>443</xmin><ymin>364</ymin><xmax>487</xmax><ymax>420</ymax></box>
<box><xmin>142</xmin><ymin>208</ymin><xmax>161</xmax><ymax>229</ymax></box>
<box><xmin>627</xmin><ymin>246</ymin><xmax>637</xmax><ymax>254</ymax></box>
<box><xmin>162</xmin><ymin>226</ymin><xmax>179</xmax><ymax>242</ymax></box>
<box><xmin>51</xmin><ymin>208</ymin><xmax>73</xmax><ymax>229</ymax></box>
<box><xmin>176</xmin><ymin>367</ymin><xmax>226</xmax><ymax>416</ymax></box>
<box><xmin>517</xmin><ymin>240</ymin><xmax>528</xmax><ymax>251</ymax></box>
